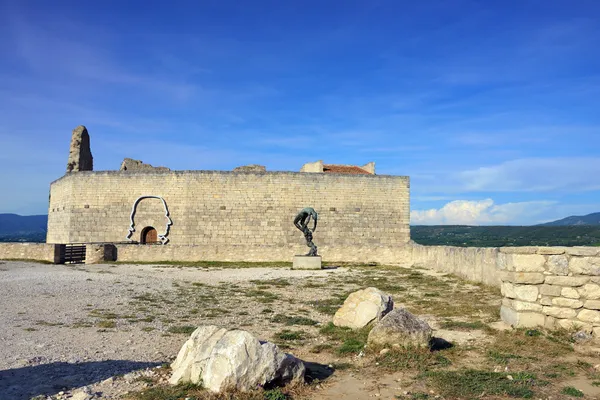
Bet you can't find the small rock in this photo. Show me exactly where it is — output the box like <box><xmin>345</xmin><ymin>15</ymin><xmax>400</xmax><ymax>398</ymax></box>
<box><xmin>379</xmin><ymin>348</ymin><xmax>390</xmax><ymax>355</ymax></box>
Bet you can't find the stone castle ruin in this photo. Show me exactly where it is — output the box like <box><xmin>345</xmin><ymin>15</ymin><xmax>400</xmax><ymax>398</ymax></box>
<box><xmin>3</xmin><ymin>125</ymin><xmax>600</xmax><ymax>336</ymax></box>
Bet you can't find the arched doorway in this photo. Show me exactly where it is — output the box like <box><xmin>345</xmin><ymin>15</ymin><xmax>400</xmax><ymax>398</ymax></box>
<box><xmin>141</xmin><ymin>226</ymin><xmax>158</xmax><ymax>244</ymax></box>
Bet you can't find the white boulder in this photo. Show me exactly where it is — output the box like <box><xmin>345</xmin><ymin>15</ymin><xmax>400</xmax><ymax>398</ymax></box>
<box><xmin>367</xmin><ymin>308</ymin><xmax>432</xmax><ymax>348</ymax></box>
<box><xmin>333</xmin><ymin>287</ymin><xmax>393</xmax><ymax>329</ymax></box>
<box><xmin>169</xmin><ymin>325</ymin><xmax>305</xmax><ymax>392</ymax></box>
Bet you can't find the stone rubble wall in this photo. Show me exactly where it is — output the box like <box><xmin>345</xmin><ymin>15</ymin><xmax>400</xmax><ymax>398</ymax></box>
<box><xmin>0</xmin><ymin>243</ymin><xmax>62</xmax><ymax>263</ymax></box>
<box><xmin>498</xmin><ymin>246</ymin><xmax>600</xmax><ymax>335</ymax></box>
<box><xmin>113</xmin><ymin>243</ymin><xmax>411</xmax><ymax>265</ymax></box>
<box><xmin>408</xmin><ymin>242</ymin><xmax>501</xmax><ymax>286</ymax></box>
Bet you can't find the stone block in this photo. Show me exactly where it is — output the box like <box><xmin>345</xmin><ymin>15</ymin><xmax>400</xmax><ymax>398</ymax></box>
<box><xmin>578</xmin><ymin>309</ymin><xmax>600</xmax><ymax>324</ymax></box>
<box><xmin>512</xmin><ymin>254</ymin><xmax>546</xmax><ymax>272</ymax></box>
<box><xmin>545</xmin><ymin>276</ymin><xmax>589</xmax><ymax>287</ymax></box>
<box><xmin>540</xmin><ymin>297</ymin><xmax>554</xmax><ymax>306</ymax></box>
<box><xmin>292</xmin><ymin>256</ymin><xmax>322</xmax><ymax>270</ymax></box>
<box><xmin>556</xmin><ymin>319</ymin><xmax>592</xmax><ymax>333</ymax></box>
<box><xmin>500</xmin><ymin>272</ymin><xmax>545</xmax><ymax>284</ymax></box>
<box><xmin>502</xmin><ymin>282</ymin><xmax>516</xmax><ymax>299</ymax></box>
<box><xmin>540</xmin><ymin>284</ymin><xmax>562</xmax><ymax>296</ymax></box>
<box><xmin>545</xmin><ymin>315</ymin><xmax>557</xmax><ymax>329</ymax></box>
<box><xmin>561</xmin><ymin>287</ymin><xmax>580</xmax><ymax>299</ymax></box>
<box><xmin>584</xmin><ymin>300</ymin><xmax>600</xmax><ymax>310</ymax></box>
<box><xmin>513</xmin><ymin>285</ymin><xmax>539</xmax><ymax>302</ymax></box>
<box><xmin>551</xmin><ymin>297</ymin><xmax>583</xmax><ymax>309</ymax></box>
<box><xmin>499</xmin><ymin>247</ymin><xmax>538</xmax><ymax>254</ymax></box>
<box><xmin>566</xmin><ymin>247</ymin><xmax>600</xmax><ymax>257</ymax></box>
<box><xmin>570</xmin><ymin>257</ymin><xmax>600</xmax><ymax>276</ymax></box>
<box><xmin>500</xmin><ymin>306</ymin><xmax>544</xmax><ymax>328</ymax></box>
<box><xmin>547</xmin><ymin>255</ymin><xmax>569</xmax><ymax>275</ymax></box>
<box><xmin>593</xmin><ymin>327</ymin><xmax>600</xmax><ymax>337</ymax></box>
<box><xmin>579</xmin><ymin>284</ymin><xmax>600</xmax><ymax>299</ymax></box>
<box><xmin>543</xmin><ymin>306</ymin><xmax>578</xmax><ymax>319</ymax></box>
<box><xmin>511</xmin><ymin>300</ymin><xmax>543</xmax><ymax>313</ymax></box>
<box><xmin>537</xmin><ymin>247</ymin><xmax>566</xmax><ymax>255</ymax></box>
<box><xmin>497</xmin><ymin>252</ymin><xmax>509</xmax><ymax>271</ymax></box>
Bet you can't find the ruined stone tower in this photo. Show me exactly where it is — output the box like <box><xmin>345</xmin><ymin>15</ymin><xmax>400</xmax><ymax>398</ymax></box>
<box><xmin>66</xmin><ymin>125</ymin><xmax>93</xmax><ymax>172</ymax></box>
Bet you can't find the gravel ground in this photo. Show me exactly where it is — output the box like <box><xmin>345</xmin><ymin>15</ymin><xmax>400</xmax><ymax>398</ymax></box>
<box><xmin>0</xmin><ymin>261</ymin><xmax>349</xmax><ymax>400</ymax></box>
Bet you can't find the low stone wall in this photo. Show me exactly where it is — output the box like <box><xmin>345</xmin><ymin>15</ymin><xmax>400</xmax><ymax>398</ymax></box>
<box><xmin>114</xmin><ymin>244</ymin><xmax>411</xmax><ymax>265</ymax></box>
<box><xmin>499</xmin><ymin>246</ymin><xmax>600</xmax><ymax>335</ymax></box>
<box><xmin>408</xmin><ymin>242</ymin><xmax>501</xmax><ymax>286</ymax></box>
<box><xmin>0</xmin><ymin>243</ymin><xmax>61</xmax><ymax>263</ymax></box>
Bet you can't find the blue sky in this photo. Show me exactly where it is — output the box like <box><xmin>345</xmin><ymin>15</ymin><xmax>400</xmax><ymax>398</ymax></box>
<box><xmin>1</xmin><ymin>0</ymin><xmax>599</xmax><ymax>224</ymax></box>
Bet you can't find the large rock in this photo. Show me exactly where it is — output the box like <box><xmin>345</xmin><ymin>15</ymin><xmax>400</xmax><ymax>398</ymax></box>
<box><xmin>333</xmin><ymin>287</ymin><xmax>393</xmax><ymax>329</ymax></box>
<box><xmin>367</xmin><ymin>308</ymin><xmax>432</xmax><ymax>348</ymax></box>
<box><xmin>169</xmin><ymin>325</ymin><xmax>305</xmax><ymax>392</ymax></box>
<box><xmin>66</xmin><ymin>125</ymin><xmax>93</xmax><ymax>172</ymax></box>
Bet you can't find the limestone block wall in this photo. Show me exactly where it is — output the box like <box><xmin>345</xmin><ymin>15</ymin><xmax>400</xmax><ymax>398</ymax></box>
<box><xmin>0</xmin><ymin>243</ymin><xmax>62</xmax><ymax>263</ymax></box>
<box><xmin>499</xmin><ymin>246</ymin><xmax>600</xmax><ymax>335</ymax></box>
<box><xmin>47</xmin><ymin>171</ymin><xmax>410</xmax><ymax>259</ymax></box>
<box><xmin>408</xmin><ymin>242</ymin><xmax>501</xmax><ymax>286</ymax></box>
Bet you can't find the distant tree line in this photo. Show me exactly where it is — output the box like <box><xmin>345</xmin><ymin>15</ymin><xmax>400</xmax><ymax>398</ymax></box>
<box><xmin>411</xmin><ymin>225</ymin><xmax>600</xmax><ymax>247</ymax></box>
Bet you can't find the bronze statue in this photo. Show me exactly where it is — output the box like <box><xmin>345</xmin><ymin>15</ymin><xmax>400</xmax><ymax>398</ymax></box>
<box><xmin>294</xmin><ymin>207</ymin><xmax>318</xmax><ymax>256</ymax></box>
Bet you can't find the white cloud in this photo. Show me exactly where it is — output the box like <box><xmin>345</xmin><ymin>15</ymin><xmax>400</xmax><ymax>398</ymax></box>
<box><xmin>460</xmin><ymin>158</ymin><xmax>600</xmax><ymax>192</ymax></box>
<box><xmin>411</xmin><ymin>199</ymin><xmax>557</xmax><ymax>225</ymax></box>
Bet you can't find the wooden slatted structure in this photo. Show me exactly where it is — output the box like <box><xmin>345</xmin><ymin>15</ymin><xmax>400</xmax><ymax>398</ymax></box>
<box><xmin>59</xmin><ymin>244</ymin><xmax>86</xmax><ymax>264</ymax></box>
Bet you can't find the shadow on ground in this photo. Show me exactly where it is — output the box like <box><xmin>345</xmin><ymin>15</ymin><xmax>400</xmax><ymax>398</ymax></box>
<box><xmin>0</xmin><ymin>360</ymin><xmax>160</xmax><ymax>400</ymax></box>
<box><xmin>304</xmin><ymin>361</ymin><xmax>335</xmax><ymax>383</ymax></box>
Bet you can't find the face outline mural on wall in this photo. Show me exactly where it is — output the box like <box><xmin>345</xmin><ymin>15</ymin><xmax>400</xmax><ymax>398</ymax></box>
<box><xmin>126</xmin><ymin>195</ymin><xmax>173</xmax><ymax>245</ymax></box>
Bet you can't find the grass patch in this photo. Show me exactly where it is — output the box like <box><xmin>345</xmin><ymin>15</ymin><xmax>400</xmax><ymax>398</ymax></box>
<box><xmin>562</xmin><ymin>387</ymin><xmax>584</xmax><ymax>397</ymax></box>
<box><xmin>310</xmin><ymin>344</ymin><xmax>333</xmax><ymax>353</ymax></box>
<box><xmin>375</xmin><ymin>347</ymin><xmax>452</xmax><ymax>371</ymax></box>
<box><xmin>96</xmin><ymin>320</ymin><xmax>116</xmax><ymax>329</ymax></box>
<box><xmin>167</xmin><ymin>325</ymin><xmax>196</xmax><ymax>335</ymax></box>
<box><xmin>319</xmin><ymin>322</ymin><xmax>370</xmax><ymax>355</ymax></box>
<box><xmin>271</xmin><ymin>314</ymin><xmax>318</xmax><ymax>326</ymax></box>
<box><xmin>245</xmin><ymin>290</ymin><xmax>279</xmax><ymax>303</ymax></box>
<box><xmin>439</xmin><ymin>320</ymin><xmax>487</xmax><ymax>331</ymax></box>
<box><xmin>274</xmin><ymin>329</ymin><xmax>307</xmax><ymax>341</ymax></box>
<box><xmin>423</xmin><ymin>369</ymin><xmax>543</xmax><ymax>398</ymax></box>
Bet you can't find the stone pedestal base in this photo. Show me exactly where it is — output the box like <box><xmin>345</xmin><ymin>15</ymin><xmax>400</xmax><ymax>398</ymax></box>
<box><xmin>293</xmin><ymin>255</ymin><xmax>322</xmax><ymax>270</ymax></box>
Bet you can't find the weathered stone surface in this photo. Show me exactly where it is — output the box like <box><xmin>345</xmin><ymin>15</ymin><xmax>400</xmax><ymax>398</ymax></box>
<box><xmin>292</xmin><ymin>255</ymin><xmax>321</xmax><ymax>270</ymax></box>
<box><xmin>120</xmin><ymin>158</ymin><xmax>170</xmax><ymax>172</ymax></box>
<box><xmin>545</xmin><ymin>315</ymin><xmax>557</xmax><ymax>329</ymax></box>
<box><xmin>556</xmin><ymin>319</ymin><xmax>592</xmax><ymax>333</ymax></box>
<box><xmin>577</xmin><ymin>309</ymin><xmax>600</xmax><ymax>324</ymax></box>
<box><xmin>500</xmin><ymin>272</ymin><xmax>545</xmax><ymax>284</ymax></box>
<box><xmin>512</xmin><ymin>254</ymin><xmax>546</xmax><ymax>272</ymax></box>
<box><xmin>513</xmin><ymin>285</ymin><xmax>538</xmax><ymax>302</ymax></box>
<box><xmin>593</xmin><ymin>327</ymin><xmax>600</xmax><ymax>337</ymax></box>
<box><xmin>566</xmin><ymin>247</ymin><xmax>600</xmax><ymax>257</ymax></box>
<box><xmin>579</xmin><ymin>284</ymin><xmax>600</xmax><ymax>300</ymax></box>
<box><xmin>540</xmin><ymin>297</ymin><xmax>554</xmax><ymax>306</ymax></box>
<box><xmin>545</xmin><ymin>276</ymin><xmax>589</xmax><ymax>287</ymax></box>
<box><xmin>367</xmin><ymin>308</ymin><xmax>432</xmax><ymax>348</ymax></box>
<box><xmin>511</xmin><ymin>300</ymin><xmax>543</xmax><ymax>313</ymax></box>
<box><xmin>540</xmin><ymin>284</ymin><xmax>562</xmax><ymax>296</ymax></box>
<box><xmin>333</xmin><ymin>287</ymin><xmax>393</xmax><ymax>329</ymax></box>
<box><xmin>584</xmin><ymin>300</ymin><xmax>600</xmax><ymax>310</ymax></box>
<box><xmin>552</xmin><ymin>297</ymin><xmax>583</xmax><ymax>309</ymax></box>
<box><xmin>499</xmin><ymin>247</ymin><xmax>538</xmax><ymax>254</ymax></box>
<box><xmin>570</xmin><ymin>257</ymin><xmax>600</xmax><ymax>276</ymax></box>
<box><xmin>500</xmin><ymin>306</ymin><xmax>544</xmax><ymax>328</ymax></box>
<box><xmin>497</xmin><ymin>252</ymin><xmax>509</xmax><ymax>271</ymax></box>
<box><xmin>233</xmin><ymin>164</ymin><xmax>267</xmax><ymax>173</ymax></box>
<box><xmin>66</xmin><ymin>125</ymin><xmax>93</xmax><ymax>172</ymax></box>
<box><xmin>543</xmin><ymin>306</ymin><xmax>578</xmax><ymax>319</ymax></box>
<box><xmin>169</xmin><ymin>325</ymin><xmax>304</xmax><ymax>392</ymax></box>
<box><xmin>537</xmin><ymin>247</ymin><xmax>566</xmax><ymax>255</ymax></box>
<box><xmin>547</xmin><ymin>255</ymin><xmax>569</xmax><ymax>276</ymax></box>
<box><xmin>502</xmin><ymin>282</ymin><xmax>516</xmax><ymax>298</ymax></box>
<box><xmin>561</xmin><ymin>287</ymin><xmax>581</xmax><ymax>299</ymax></box>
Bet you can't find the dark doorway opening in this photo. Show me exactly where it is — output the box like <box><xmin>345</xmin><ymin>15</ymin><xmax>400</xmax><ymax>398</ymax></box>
<box><xmin>141</xmin><ymin>227</ymin><xmax>158</xmax><ymax>244</ymax></box>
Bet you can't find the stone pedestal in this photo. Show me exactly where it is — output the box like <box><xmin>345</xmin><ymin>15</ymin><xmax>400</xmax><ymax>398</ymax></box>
<box><xmin>293</xmin><ymin>255</ymin><xmax>322</xmax><ymax>270</ymax></box>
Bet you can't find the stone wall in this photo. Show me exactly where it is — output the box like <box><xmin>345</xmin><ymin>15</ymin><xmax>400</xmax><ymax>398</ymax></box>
<box><xmin>114</xmin><ymin>243</ymin><xmax>410</xmax><ymax>265</ymax></box>
<box><xmin>0</xmin><ymin>243</ymin><xmax>61</xmax><ymax>263</ymax></box>
<box><xmin>47</xmin><ymin>171</ymin><xmax>410</xmax><ymax>260</ymax></box>
<box><xmin>499</xmin><ymin>246</ymin><xmax>600</xmax><ymax>335</ymax></box>
<box><xmin>408</xmin><ymin>242</ymin><xmax>501</xmax><ymax>286</ymax></box>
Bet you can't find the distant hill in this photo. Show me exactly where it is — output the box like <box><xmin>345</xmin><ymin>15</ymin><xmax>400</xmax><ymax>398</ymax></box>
<box><xmin>0</xmin><ymin>214</ymin><xmax>47</xmax><ymax>242</ymax></box>
<box><xmin>538</xmin><ymin>212</ymin><xmax>600</xmax><ymax>226</ymax></box>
